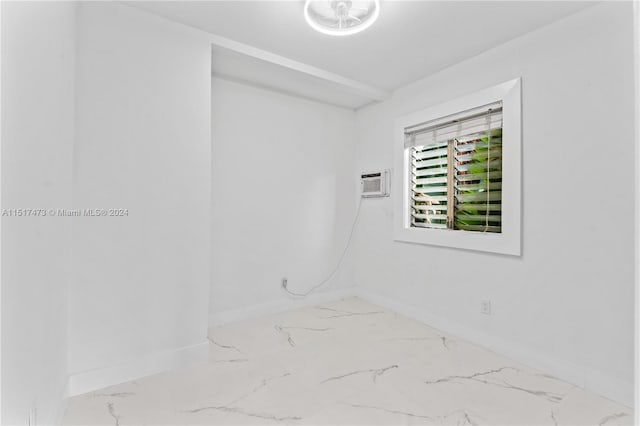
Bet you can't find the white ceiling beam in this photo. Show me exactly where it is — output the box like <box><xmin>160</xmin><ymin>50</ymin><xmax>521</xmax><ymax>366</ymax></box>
<box><xmin>206</xmin><ymin>33</ymin><xmax>390</xmax><ymax>102</ymax></box>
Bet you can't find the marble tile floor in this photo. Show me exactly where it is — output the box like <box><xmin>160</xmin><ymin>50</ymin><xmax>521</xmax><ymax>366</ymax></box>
<box><xmin>63</xmin><ymin>297</ymin><xmax>632</xmax><ymax>425</ymax></box>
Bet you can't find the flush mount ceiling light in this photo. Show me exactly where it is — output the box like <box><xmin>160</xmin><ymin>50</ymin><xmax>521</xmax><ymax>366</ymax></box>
<box><xmin>304</xmin><ymin>0</ymin><xmax>380</xmax><ymax>36</ymax></box>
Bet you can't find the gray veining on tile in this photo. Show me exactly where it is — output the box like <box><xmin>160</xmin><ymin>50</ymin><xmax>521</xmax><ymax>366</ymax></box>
<box><xmin>346</xmin><ymin>403</ymin><xmax>436</xmax><ymax>421</ymax></box>
<box><xmin>440</xmin><ymin>335</ymin><xmax>450</xmax><ymax>350</ymax></box>
<box><xmin>106</xmin><ymin>402</ymin><xmax>121</xmax><ymax>426</ymax></box>
<box><xmin>446</xmin><ymin>410</ymin><xmax>483</xmax><ymax>426</ymax></box>
<box><xmin>320</xmin><ymin>365</ymin><xmax>398</xmax><ymax>384</ymax></box>
<box><xmin>424</xmin><ymin>367</ymin><xmax>565</xmax><ymax>403</ymax></box>
<box><xmin>185</xmin><ymin>404</ymin><xmax>302</xmax><ymax>422</ymax></box>
<box><xmin>274</xmin><ymin>324</ymin><xmax>296</xmax><ymax>347</ymax></box>
<box><xmin>63</xmin><ymin>297</ymin><xmax>633</xmax><ymax>426</ymax></box>
<box><xmin>598</xmin><ymin>413</ymin><xmax>630</xmax><ymax>425</ymax></box>
<box><xmin>460</xmin><ymin>412</ymin><xmax>479</xmax><ymax>426</ymax></box>
<box><xmin>90</xmin><ymin>392</ymin><xmax>136</xmax><ymax>399</ymax></box>
<box><xmin>424</xmin><ymin>366</ymin><xmax>516</xmax><ymax>384</ymax></box>
<box><xmin>207</xmin><ymin>336</ymin><xmax>245</xmax><ymax>354</ymax></box>
<box><xmin>492</xmin><ymin>380</ymin><xmax>565</xmax><ymax>403</ymax></box>
<box><xmin>212</xmin><ymin>358</ymin><xmax>249</xmax><ymax>363</ymax></box>
<box><xmin>228</xmin><ymin>373</ymin><xmax>291</xmax><ymax>406</ymax></box>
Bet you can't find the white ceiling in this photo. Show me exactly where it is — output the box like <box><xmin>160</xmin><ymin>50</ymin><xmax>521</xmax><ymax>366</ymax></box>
<box><xmin>131</xmin><ymin>1</ymin><xmax>593</xmax><ymax>89</ymax></box>
<box><xmin>126</xmin><ymin>0</ymin><xmax>594</xmax><ymax>108</ymax></box>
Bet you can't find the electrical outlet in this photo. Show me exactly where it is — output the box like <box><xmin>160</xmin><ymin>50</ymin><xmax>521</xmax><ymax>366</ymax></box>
<box><xmin>281</xmin><ymin>278</ymin><xmax>288</xmax><ymax>289</ymax></box>
<box><xmin>480</xmin><ymin>300</ymin><xmax>492</xmax><ymax>315</ymax></box>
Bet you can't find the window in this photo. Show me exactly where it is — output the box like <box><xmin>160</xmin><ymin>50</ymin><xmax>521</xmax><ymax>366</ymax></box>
<box><xmin>394</xmin><ymin>79</ymin><xmax>521</xmax><ymax>255</ymax></box>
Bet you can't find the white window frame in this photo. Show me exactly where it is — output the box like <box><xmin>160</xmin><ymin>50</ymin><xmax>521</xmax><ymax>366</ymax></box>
<box><xmin>393</xmin><ymin>78</ymin><xmax>522</xmax><ymax>256</ymax></box>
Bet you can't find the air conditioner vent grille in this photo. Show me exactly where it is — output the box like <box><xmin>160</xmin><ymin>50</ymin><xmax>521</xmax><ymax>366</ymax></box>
<box><xmin>361</xmin><ymin>169</ymin><xmax>390</xmax><ymax>198</ymax></box>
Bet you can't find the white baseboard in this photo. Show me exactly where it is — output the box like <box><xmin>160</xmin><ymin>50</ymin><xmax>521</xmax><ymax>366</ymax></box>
<box><xmin>53</xmin><ymin>380</ymin><xmax>70</xmax><ymax>425</ymax></box>
<box><xmin>31</xmin><ymin>378</ymin><xmax>70</xmax><ymax>425</ymax></box>
<box><xmin>65</xmin><ymin>287</ymin><xmax>632</xmax><ymax>408</ymax></box>
<box><xmin>67</xmin><ymin>340</ymin><xmax>209</xmax><ymax>397</ymax></box>
<box><xmin>584</xmin><ymin>366</ymin><xmax>635</xmax><ymax>409</ymax></box>
<box><xmin>353</xmin><ymin>287</ymin><xmax>633</xmax><ymax>408</ymax></box>
<box><xmin>209</xmin><ymin>288</ymin><xmax>353</xmax><ymax>325</ymax></box>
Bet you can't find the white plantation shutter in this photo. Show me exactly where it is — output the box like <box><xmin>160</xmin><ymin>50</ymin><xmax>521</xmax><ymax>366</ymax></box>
<box><xmin>410</xmin><ymin>140</ymin><xmax>450</xmax><ymax>229</ymax></box>
<box><xmin>406</xmin><ymin>101</ymin><xmax>503</xmax><ymax>233</ymax></box>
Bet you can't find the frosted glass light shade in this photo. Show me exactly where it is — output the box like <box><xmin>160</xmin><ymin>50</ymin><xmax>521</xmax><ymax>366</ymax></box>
<box><xmin>304</xmin><ymin>0</ymin><xmax>380</xmax><ymax>36</ymax></box>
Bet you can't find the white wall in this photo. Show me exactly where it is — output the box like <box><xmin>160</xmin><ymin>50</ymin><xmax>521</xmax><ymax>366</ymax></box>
<box><xmin>635</xmin><ymin>1</ymin><xmax>640</xmax><ymax>420</ymax></box>
<box><xmin>68</xmin><ymin>2</ymin><xmax>211</xmax><ymax>394</ymax></box>
<box><xmin>353</xmin><ymin>2</ymin><xmax>635</xmax><ymax>406</ymax></box>
<box><xmin>210</xmin><ymin>78</ymin><xmax>357</xmax><ymax>322</ymax></box>
<box><xmin>1</xmin><ymin>2</ymin><xmax>76</xmax><ymax>424</ymax></box>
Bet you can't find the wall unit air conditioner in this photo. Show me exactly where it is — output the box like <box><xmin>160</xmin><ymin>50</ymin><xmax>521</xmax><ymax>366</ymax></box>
<box><xmin>361</xmin><ymin>169</ymin><xmax>390</xmax><ymax>198</ymax></box>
